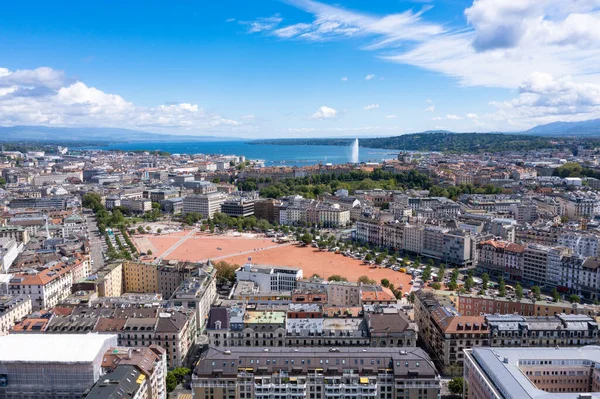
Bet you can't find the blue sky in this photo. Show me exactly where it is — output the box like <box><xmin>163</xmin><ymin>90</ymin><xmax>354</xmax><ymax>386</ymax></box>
<box><xmin>1</xmin><ymin>0</ymin><xmax>600</xmax><ymax>138</ymax></box>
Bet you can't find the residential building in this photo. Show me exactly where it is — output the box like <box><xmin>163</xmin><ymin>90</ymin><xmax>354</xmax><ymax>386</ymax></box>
<box><xmin>558</xmin><ymin>231</ymin><xmax>600</xmax><ymax>257</ymax></box>
<box><xmin>73</xmin><ymin>262</ymin><xmax>123</xmax><ymax>298</ymax></box>
<box><xmin>0</xmin><ymin>226</ymin><xmax>29</xmax><ymax>245</ymax></box>
<box><xmin>169</xmin><ymin>263</ymin><xmax>218</xmax><ymax>332</ymax></box>
<box><xmin>0</xmin><ymin>295</ymin><xmax>32</xmax><ymax>336</ymax></box>
<box><xmin>192</xmin><ymin>347</ymin><xmax>441</xmax><ymax>399</ymax></box>
<box><xmin>477</xmin><ymin>240</ymin><xmax>525</xmax><ymax>280</ymax></box>
<box><xmin>123</xmin><ymin>261</ymin><xmax>160</xmax><ymax>294</ymax></box>
<box><xmin>8</xmin><ymin>258</ymin><xmax>87</xmax><ymax>310</ymax></box>
<box><xmin>0</xmin><ymin>334</ymin><xmax>118</xmax><ymax>399</ymax></box>
<box><xmin>100</xmin><ymin>345</ymin><xmax>168</xmax><ymax>399</ymax></box>
<box><xmin>121</xmin><ymin>198</ymin><xmax>152</xmax><ymax>214</ymax></box>
<box><xmin>485</xmin><ymin>314</ymin><xmax>599</xmax><ymax>348</ymax></box>
<box><xmin>318</xmin><ymin>203</ymin><xmax>350</xmax><ymax>227</ymax></box>
<box><xmin>84</xmin><ymin>365</ymin><xmax>148</xmax><ymax>399</ymax></box>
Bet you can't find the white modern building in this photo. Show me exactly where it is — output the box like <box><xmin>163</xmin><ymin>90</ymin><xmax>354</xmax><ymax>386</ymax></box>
<box><xmin>183</xmin><ymin>193</ymin><xmax>227</xmax><ymax>218</ymax></box>
<box><xmin>236</xmin><ymin>263</ymin><xmax>302</xmax><ymax>292</ymax></box>
<box><xmin>0</xmin><ymin>238</ymin><xmax>21</xmax><ymax>272</ymax></box>
<box><xmin>0</xmin><ymin>334</ymin><xmax>119</xmax><ymax>399</ymax></box>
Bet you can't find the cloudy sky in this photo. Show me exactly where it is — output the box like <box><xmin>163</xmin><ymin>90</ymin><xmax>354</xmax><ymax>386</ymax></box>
<box><xmin>2</xmin><ymin>0</ymin><xmax>600</xmax><ymax>138</ymax></box>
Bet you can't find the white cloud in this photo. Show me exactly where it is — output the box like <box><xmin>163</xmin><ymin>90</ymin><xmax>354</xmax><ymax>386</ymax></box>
<box><xmin>365</xmin><ymin>74</ymin><xmax>375</xmax><ymax>81</ymax></box>
<box><xmin>424</xmin><ymin>105</ymin><xmax>435</xmax><ymax>112</ymax></box>
<box><xmin>0</xmin><ymin>67</ymin><xmax>67</xmax><ymax>89</ymax></box>
<box><xmin>242</xmin><ymin>114</ymin><xmax>256</xmax><ymax>120</ymax></box>
<box><xmin>385</xmin><ymin>114</ymin><xmax>397</xmax><ymax>118</ymax></box>
<box><xmin>446</xmin><ymin>114</ymin><xmax>462</xmax><ymax>120</ymax></box>
<box><xmin>483</xmin><ymin>72</ymin><xmax>600</xmax><ymax>129</ymax></box>
<box><xmin>263</xmin><ymin>0</ymin><xmax>442</xmax><ymax>46</ymax></box>
<box><xmin>310</xmin><ymin>105</ymin><xmax>337</xmax><ymax>119</ymax></box>
<box><xmin>0</xmin><ymin>66</ymin><xmax>246</xmax><ymax>134</ymax></box>
<box><xmin>226</xmin><ymin>18</ymin><xmax>235</xmax><ymax>23</ymax></box>
<box><xmin>341</xmin><ymin>76</ymin><xmax>348</xmax><ymax>82</ymax></box>
<box><xmin>364</xmin><ymin>103</ymin><xmax>379</xmax><ymax>110</ymax></box>
<box><xmin>241</xmin><ymin>14</ymin><xmax>282</xmax><ymax>33</ymax></box>
<box><xmin>466</xmin><ymin>113</ymin><xmax>478</xmax><ymax>119</ymax></box>
<box><xmin>273</xmin><ymin>23</ymin><xmax>312</xmax><ymax>38</ymax></box>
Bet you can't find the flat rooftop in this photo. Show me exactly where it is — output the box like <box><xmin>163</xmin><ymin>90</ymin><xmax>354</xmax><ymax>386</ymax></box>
<box><xmin>469</xmin><ymin>346</ymin><xmax>600</xmax><ymax>399</ymax></box>
<box><xmin>0</xmin><ymin>333</ymin><xmax>118</xmax><ymax>363</ymax></box>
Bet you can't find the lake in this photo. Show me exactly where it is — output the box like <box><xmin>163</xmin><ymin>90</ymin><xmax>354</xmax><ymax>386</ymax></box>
<box><xmin>90</xmin><ymin>141</ymin><xmax>398</xmax><ymax>167</ymax></box>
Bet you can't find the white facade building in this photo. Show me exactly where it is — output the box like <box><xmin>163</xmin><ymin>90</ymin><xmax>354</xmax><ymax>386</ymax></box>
<box><xmin>0</xmin><ymin>334</ymin><xmax>119</xmax><ymax>399</ymax></box>
<box><xmin>236</xmin><ymin>263</ymin><xmax>302</xmax><ymax>292</ymax></box>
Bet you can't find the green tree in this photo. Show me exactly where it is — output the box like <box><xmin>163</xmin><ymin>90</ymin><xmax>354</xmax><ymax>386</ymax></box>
<box><xmin>358</xmin><ymin>275</ymin><xmax>376</xmax><ymax>285</ymax></box>
<box><xmin>375</xmin><ymin>254</ymin><xmax>386</xmax><ymax>265</ymax></box>
<box><xmin>464</xmin><ymin>276</ymin><xmax>474</xmax><ymax>291</ymax></box>
<box><xmin>431</xmin><ymin>282</ymin><xmax>442</xmax><ymax>290</ymax></box>
<box><xmin>214</xmin><ymin>261</ymin><xmax>239</xmax><ymax>284</ymax></box>
<box><xmin>166</xmin><ymin>372</ymin><xmax>178</xmax><ymax>393</ymax></box>
<box><xmin>301</xmin><ymin>233</ymin><xmax>313</xmax><ymax>246</ymax></box>
<box><xmin>515</xmin><ymin>283</ymin><xmax>524</xmax><ymax>300</ymax></box>
<box><xmin>0</xmin><ymin>177</ymin><xmax>6</xmax><ymax>187</ymax></box>
<box><xmin>408</xmin><ymin>292</ymin><xmax>415</xmax><ymax>304</ymax></box>
<box><xmin>146</xmin><ymin>249</ymin><xmax>153</xmax><ymax>255</ymax></box>
<box><xmin>531</xmin><ymin>285</ymin><xmax>541</xmax><ymax>300</ymax></box>
<box><xmin>448</xmin><ymin>377</ymin><xmax>464</xmax><ymax>395</ymax></box>
<box><xmin>328</xmin><ymin>275</ymin><xmax>348</xmax><ymax>282</ymax></box>
<box><xmin>364</xmin><ymin>253</ymin><xmax>374</xmax><ymax>262</ymax></box>
<box><xmin>422</xmin><ymin>265</ymin><xmax>432</xmax><ymax>282</ymax></box>
<box><xmin>498</xmin><ymin>277</ymin><xmax>506</xmax><ymax>297</ymax></box>
<box><xmin>569</xmin><ymin>294</ymin><xmax>581</xmax><ymax>303</ymax></box>
<box><xmin>552</xmin><ymin>288</ymin><xmax>561</xmax><ymax>302</ymax></box>
<box><xmin>481</xmin><ymin>273</ymin><xmax>489</xmax><ymax>290</ymax></box>
<box><xmin>381</xmin><ymin>278</ymin><xmax>390</xmax><ymax>288</ymax></box>
<box><xmin>437</xmin><ymin>265</ymin><xmax>446</xmax><ymax>282</ymax></box>
<box><xmin>171</xmin><ymin>367</ymin><xmax>191</xmax><ymax>384</ymax></box>
<box><xmin>137</xmin><ymin>226</ymin><xmax>145</xmax><ymax>234</ymax></box>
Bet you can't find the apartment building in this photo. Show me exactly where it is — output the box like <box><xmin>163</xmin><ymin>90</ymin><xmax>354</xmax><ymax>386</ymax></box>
<box><xmin>101</xmin><ymin>345</ymin><xmax>168</xmax><ymax>399</ymax></box>
<box><xmin>414</xmin><ymin>290</ymin><xmax>489</xmax><ymax>370</ymax></box>
<box><xmin>485</xmin><ymin>314</ymin><xmax>599</xmax><ymax>348</ymax></box>
<box><xmin>169</xmin><ymin>264</ymin><xmax>218</xmax><ymax>332</ymax></box>
<box><xmin>458</xmin><ymin>293</ymin><xmax>598</xmax><ymax>317</ymax></box>
<box><xmin>0</xmin><ymin>226</ymin><xmax>30</xmax><ymax>245</ymax></box>
<box><xmin>123</xmin><ymin>261</ymin><xmax>160</xmax><ymax>293</ymax></box>
<box><xmin>0</xmin><ymin>294</ymin><xmax>31</xmax><ymax>336</ymax></box>
<box><xmin>477</xmin><ymin>240</ymin><xmax>525</xmax><ymax>280</ymax></box>
<box><xmin>318</xmin><ymin>204</ymin><xmax>350</xmax><ymax>227</ymax></box>
<box><xmin>76</xmin><ymin>262</ymin><xmax>123</xmax><ymax>297</ymax></box>
<box><xmin>7</xmin><ymin>258</ymin><xmax>88</xmax><ymax>310</ymax></box>
<box><xmin>192</xmin><ymin>347</ymin><xmax>441</xmax><ymax>399</ymax></box>
<box><xmin>522</xmin><ymin>244</ymin><xmax>551</xmax><ymax>286</ymax></box>
<box><xmin>120</xmin><ymin>198</ymin><xmax>152</xmax><ymax>214</ymax></box>
<box><xmin>558</xmin><ymin>231</ymin><xmax>600</xmax><ymax>257</ymax></box>
<box><xmin>84</xmin><ymin>366</ymin><xmax>148</xmax><ymax>399</ymax></box>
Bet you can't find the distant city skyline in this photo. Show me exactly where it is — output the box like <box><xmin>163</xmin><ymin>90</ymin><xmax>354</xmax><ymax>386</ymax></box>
<box><xmin>1</xmin><ymin>0</ymin><xmax>600</xmax><ymax>138</ymax></box>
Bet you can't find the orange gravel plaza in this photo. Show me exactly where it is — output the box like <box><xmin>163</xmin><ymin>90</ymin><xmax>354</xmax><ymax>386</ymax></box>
<box><xmin>137</xmin><ymin>232</ymin><xmax>413</xmax><ymax>295</ymax></box>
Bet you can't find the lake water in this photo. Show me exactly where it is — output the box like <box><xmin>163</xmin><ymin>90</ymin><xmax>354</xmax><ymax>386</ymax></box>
<box><xmin>91</xmin><ymin>141</ymin><xmax>398</xmax><ymax>167</ymax></box>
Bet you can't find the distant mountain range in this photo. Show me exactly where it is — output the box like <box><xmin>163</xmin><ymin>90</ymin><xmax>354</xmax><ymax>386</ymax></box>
<box><xmin>0</xmin><ymin>126</ymin><xmax>241</xmax><ymax>143</ymax></box>
<box><xmin>523</xmin><ymin>118</ymin><xmax>600</xmax><ymax>136</ymax></box>
<box><xmin>0</xmin><ymin>118</ymin><xmax>600</xmax><ymax>144</ymax></box>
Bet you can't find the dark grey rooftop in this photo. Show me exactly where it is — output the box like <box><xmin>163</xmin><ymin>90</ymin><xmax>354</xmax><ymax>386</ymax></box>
<box><xmin>195</xmin><ymin>346</ymin><xmax>438</xmax><ymax>379</ymax></box>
